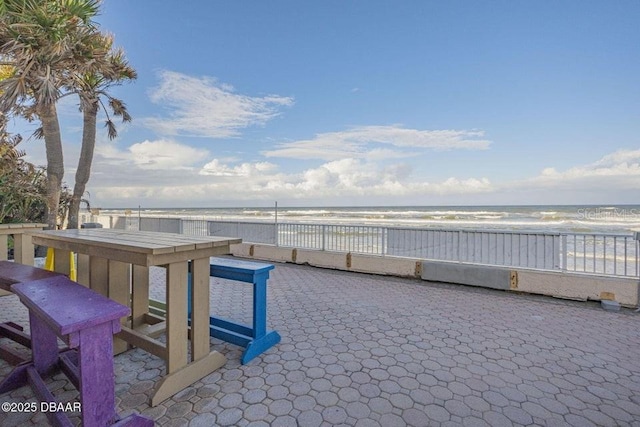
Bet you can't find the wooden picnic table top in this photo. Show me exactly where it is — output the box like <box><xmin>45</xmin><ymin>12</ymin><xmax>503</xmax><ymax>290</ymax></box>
<box><xmin>29</xmin><ymin>228</ymin><xmax>241</xmax><ymax>255</ymax></box>
<box><xmin>29</xmin><ymin>229</ymin><xmax>242</xmax><ymax>267</ymax></box>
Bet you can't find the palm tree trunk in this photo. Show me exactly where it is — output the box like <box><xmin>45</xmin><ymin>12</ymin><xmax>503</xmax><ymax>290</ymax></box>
<box><xmin>39</xmin><ymin>102</ymin><xmax>64</xmax><ymax>230</ymax></box>
<box><xmin>67</xmin><ymin>103</ymin><xmax>98</xmax><ymax>229</ymax></box>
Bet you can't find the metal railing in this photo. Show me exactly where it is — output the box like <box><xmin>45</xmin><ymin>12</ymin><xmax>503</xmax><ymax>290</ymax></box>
<box><xmin>98</xmin><ymin>215</ymin><xmax>639</xmax><ymax>277</ymax></box>
<box><xmin>182</xmin><ymin>219</ymin><xmax>209</xmax><ymax>236</ymax></box>
<box><xmin>386</xmin><ymin>228</ymin><xmax>561</xmax><ymax>270</ymax></box>
<box><xmin>561</xmin><ymin>233</ymin><xmax>639</xmax><ymax>277</ymax></box>
<box><xmin>279</xmin><ymin>223</ymin><xmax>384</xmax><ymax>254</ymax></box>
<box><xmin>209</xmin><ymin>221</ymin><xmax>277</xmax><ymax>245</ymax></box>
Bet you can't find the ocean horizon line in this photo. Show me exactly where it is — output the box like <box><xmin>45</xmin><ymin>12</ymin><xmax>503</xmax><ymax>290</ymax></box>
<box><xmin>87</xmin><ymin>205</ymin><xmax>640</xmax><ymax>235</ymax></box>
<box><xmin>97</xmin><ymin>203</ymin><xmax>640</xmax><ymax>210</ymax></box>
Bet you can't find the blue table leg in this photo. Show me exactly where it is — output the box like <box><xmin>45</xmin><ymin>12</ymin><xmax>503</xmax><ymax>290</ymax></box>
<box><xmin>187</xmin><ymin>269</ymin><xmax>281</xmax><ymax>364</ymax></box>
<box><xmin>241</xmin><ymin>330</ymin><xmax>281</xmax><ymax>364</ymax></box>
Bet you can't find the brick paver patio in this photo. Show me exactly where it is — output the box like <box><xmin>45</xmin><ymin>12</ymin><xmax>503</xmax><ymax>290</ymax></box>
<box><xmin>1</xmin><ymin>260</ymin><xmax>640</xmax><ymax>426</ymax></box>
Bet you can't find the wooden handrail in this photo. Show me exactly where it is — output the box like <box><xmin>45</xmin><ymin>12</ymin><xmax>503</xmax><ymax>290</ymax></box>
<box><xmin>0</xmin><ymin>223</ymin><xmax>47</xmax><ymax>297</ymax></box>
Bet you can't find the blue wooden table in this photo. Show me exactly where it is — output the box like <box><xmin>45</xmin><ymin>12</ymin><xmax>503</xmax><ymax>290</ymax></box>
<box><xmin>189</xmin><ymin>257</ymin><xmax>281</xmax><ymax>364</ymax></box>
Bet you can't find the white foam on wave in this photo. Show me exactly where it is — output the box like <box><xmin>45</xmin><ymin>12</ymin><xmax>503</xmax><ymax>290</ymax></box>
<box><xmin>97</xmin><ymin>205</ymin><xmax>640</xmax><ymax>234</ymax></box>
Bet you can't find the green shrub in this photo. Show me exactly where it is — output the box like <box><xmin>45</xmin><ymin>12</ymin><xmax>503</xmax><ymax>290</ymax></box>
<box><xmin>0</xmin><ymin>120</ymin><xmax>48</xmax><ymax>224</ymax></box>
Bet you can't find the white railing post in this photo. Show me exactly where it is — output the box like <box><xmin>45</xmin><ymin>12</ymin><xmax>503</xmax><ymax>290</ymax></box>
<box><xmin>561</xmin><ymin>234</ymin><xmax>567</xmax><ymax>272</ymax></box>
<box><xmin>634</xmin><ymin>231</ymin><xmax>640</xmax><ymax>277</ymax></box>
<box><xmin>321</xmin><ymin>225</ymin><xmax>326</xmax><ymax>251</ymax></box>
<box><xmin>381</xmin><ymin>227</ymin><xmax>386</xmax><ymax>256</ymax></box>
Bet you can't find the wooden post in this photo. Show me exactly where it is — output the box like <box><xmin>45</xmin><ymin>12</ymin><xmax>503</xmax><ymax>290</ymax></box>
<box><xmin>191</xmin><ymin>258</ymin><xmax>210</xmax><ymax>361</ymax></box>
<box><xmin>13</xmin><ymin>233</ymin><xmax>35</xmax><ymax>266</ymax></box>
<box><xmin>166</xmin><ymin>262</ymin><xmax>188</xmax><ymax>373</ymax></box>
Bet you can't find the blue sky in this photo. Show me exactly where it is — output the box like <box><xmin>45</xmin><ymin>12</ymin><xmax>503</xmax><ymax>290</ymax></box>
<box><xmin>16</xmin><ymin>1</ymin><xmax>640</xmax><ymax>207</ymax></box>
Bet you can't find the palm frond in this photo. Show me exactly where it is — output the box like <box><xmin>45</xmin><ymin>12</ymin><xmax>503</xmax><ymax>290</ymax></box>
<box><xmin>104</xmin><ymin>119</ymin><xmax>117</xmax><ymax>139</ymax></box>
<box><xmin>32</xmin><ymin>125</ymin><xmax>44</xmax><ymax>139</ymax></box>
<box><xmin>108</xmin><ymin>97</ymin><xmax>131</xmax><ymax>121</ymax></box>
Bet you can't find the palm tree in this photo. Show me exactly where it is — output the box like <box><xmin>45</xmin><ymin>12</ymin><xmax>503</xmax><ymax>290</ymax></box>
<box><xmin>0</xmin><ymin>0</ymin><xmax>107</xmax><ymax>229</ymax></box>
<box><xmin>67</xmin><ymin>41</ymin><xmax>136</xmax><ymax>229</ymax></box>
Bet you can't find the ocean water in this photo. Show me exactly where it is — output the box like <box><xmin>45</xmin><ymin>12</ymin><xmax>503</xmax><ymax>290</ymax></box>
<box><xmin>97</xmin><ymin>205</ymin><xmax>640</xmax><ymax>235</ymax></box>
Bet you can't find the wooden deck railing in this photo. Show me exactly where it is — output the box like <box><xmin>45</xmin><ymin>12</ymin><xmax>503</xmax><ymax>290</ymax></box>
<box><xmin>0</xmin><ymin>223</ymin><xmax>47</xmax><ymax>296</ymax></box>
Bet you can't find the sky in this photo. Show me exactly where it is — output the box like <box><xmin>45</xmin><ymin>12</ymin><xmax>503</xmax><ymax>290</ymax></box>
<box><xmin>12</xmin><ymin>0</ymin><xmax>640</xmax><ymax>208</ymax></box>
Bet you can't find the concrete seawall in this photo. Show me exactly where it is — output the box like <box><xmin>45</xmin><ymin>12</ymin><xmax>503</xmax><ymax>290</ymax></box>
<box><xmin>230</xmin><ymin>243</ymin><xmax>640</xmax><ymax>308</ymax></box>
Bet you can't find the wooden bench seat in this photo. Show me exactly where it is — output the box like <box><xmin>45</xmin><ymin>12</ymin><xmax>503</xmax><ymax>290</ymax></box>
<box><xmin>0</xmin><ymin>275</ymin><xmax>152</xmax><ymax>427</ymax></box>
<box><xmin>0</xmin><ymin>261</ymin><xmax>65</xmax><ymax>365</ymax></box>
<box><xmin>0</xmin><ymin>260</ymin><xmax>63</xmax><ymax>292</ymax></box>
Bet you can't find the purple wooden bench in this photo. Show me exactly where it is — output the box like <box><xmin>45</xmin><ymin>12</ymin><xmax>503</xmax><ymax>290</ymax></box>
<box><xmin>0</xmin><ymin>275</ymin><xmax>152</xmax><ymax>427</ymax></box>
<box><xmin>0</xmin><ymin>261</ymin><xmax>64</xmax><ymax>365</ymax></box>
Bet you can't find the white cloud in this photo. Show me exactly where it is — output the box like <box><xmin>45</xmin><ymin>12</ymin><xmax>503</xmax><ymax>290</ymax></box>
<box><xmin>200</xmin><ymin>160</ymin><xmax>277</xmax><ymax>177</ymax></box>
<box><xmin>87</xmin><ymin>150</ymin><xmax>493</xmax><ymax>205</ymax></box>
<box><xmin>143</xmin><ymin>70</ymin><xmax>294</xmax><ymax>138</ymax></box>
<box><xmin>263</xmin><ymin>126</ymin><xmax>491</xmax><ymax>160</ymax></box>
<box><xmin>83</xmin><ymin>135</ymin><xmax>639</xmax><ymax>207</ymax></box>
<box><xmin>289</xmin><ymin>159</ymin><xmax>492</xmax><ymax>198</ymax></box>
<box><xmin>521</xmin><ymin>149</ymin><xmax>640</xmax><ymax>190</ymax></box>
<box><xmin>97</xmin><ymin>139</ymin><xmax>209</xmax><ymax>170</ymax></box>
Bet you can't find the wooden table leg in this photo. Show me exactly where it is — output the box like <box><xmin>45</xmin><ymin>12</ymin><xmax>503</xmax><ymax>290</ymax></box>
<box><xmin>191</xmin><ymin>258</ymin><xmax>210</xmax><ymax>361</ymax></box>
<box><xmin>150</xmin><ymin>259</ymin><xmax>226</xmax><ymax>406</ymax></box>
<box><xmin>89</xmin><ymin>256</ymin><xmax>109</xmax><ymax>296</ymax></box>
<box><xmin>108</xmin><ymin>261</ymin><xmax>131</xmax><ymax>354</ymax></box>
<box><xmin>151</xmin><ymin>350</ymin><xmax>227</xmax><ymax>406</ymax></box>
<box><xmin>131</xmin><ymin>265</ymin><xmax>150</xmax><ymax>329</ymax></box>
<box><xmin>165</xmin><ymin>261</ymin><xmax>188</xmax><ymax>373</ymax></box>
<box><xmin>77</xmin><ymin>254</ymin><xmax>90</xmax><ymax>287</ymax></box>
<box><xmin>253</xmin><ymin>279</ymin><xmax>267</xmax><ymax>339</ymax></box>
<box><xmin>86</xmin><ymin>257</ymin><xmax>129</xmax><ymax>354</ymax></box>
<box><xmin>53</xmin><ymin>249</ymin><xmax>71</xmax><ymax>276</ymax></box>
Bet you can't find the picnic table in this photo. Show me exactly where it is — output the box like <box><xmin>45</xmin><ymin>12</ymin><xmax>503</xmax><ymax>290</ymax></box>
<box><xmin>28</xmin><ymin>228</ymin><xmax>241</xmax><ymax>406</ymax></box>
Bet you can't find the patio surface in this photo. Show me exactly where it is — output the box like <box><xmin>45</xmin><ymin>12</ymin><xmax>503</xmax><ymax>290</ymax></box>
<box><xmin>1</xmin><ymin>260</ymin><xmax>640</xmax><ymax>426</ymax></box>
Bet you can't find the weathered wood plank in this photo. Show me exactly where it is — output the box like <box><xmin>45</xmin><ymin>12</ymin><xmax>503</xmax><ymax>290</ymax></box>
<box><xmin>191</xmin><ymin>257</ymin><xmax>210</xmax><ymax>361</ymax></box>
<box><xmin>0</xmin><ymin>235</ymin><xmax>7</xmax><ymax>261</ymax></box>
<box><xmin>150</xmin><ymin>246</ymin><xmax>239</xmax><ymax>266</ymax></box>
<box><xmin>166</xmin><ymin>262</ymin><xmax>188</xmax><ymax>374</ymax></box>
<box><xmin>108</xmin><ymin>260</ymin><xmax>130</xmax><ymax>354</ymax></box>
<box><xmin>13</xmin><ymin>234</ymin><xmax>34</xmax><ymax>265</ymax></box>
<box><xmin>131</xmin><ymin>265</ymin><xmax>149</xmax><ymax>329</ymax></box>
<box><xmin>151</xmin><ymin>351</ymin><xmax>226</xmax><ymax>407</ymax></box>
<box><xmin>116</xmin><ymin>327</ymin><xmax>167</xmax><ymax>359</ymax></box>
<box><xmin>89</xmin><ymin>257</ymin><xmax>109</xmax><ymax>297</ymax></box>
<box><xmin>53</xmin><ymin>249</ymin><xmax>71</xmax><ymax>276</ymax></box>
<box><xmin>77</xmin><ymin>254</ymin><xmax>90</xmax><ymax>286</ymax></box>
